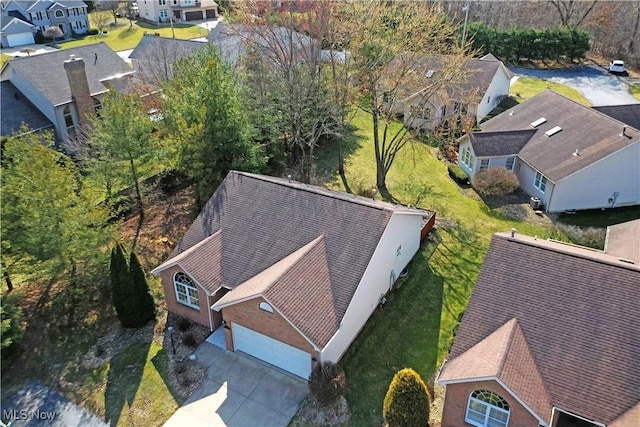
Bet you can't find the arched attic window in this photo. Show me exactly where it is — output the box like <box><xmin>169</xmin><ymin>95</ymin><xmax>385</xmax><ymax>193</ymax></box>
<box><xmin>466</xmin><ymin>390</ymin><xmax>510</xmax><ymax>427</ymax></box>
<box><xmin>259</xmin><ymin>301</ymin><xmax>273</xmax><ymax>313</ymax></box>
<box><xmin>173</xmin><ymin>272</ymin><xmax>199</xmax><ymax>309</ymax></box>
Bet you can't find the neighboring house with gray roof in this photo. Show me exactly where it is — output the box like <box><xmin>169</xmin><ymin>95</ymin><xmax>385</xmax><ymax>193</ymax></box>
<box><xmin>0</xmin><ymin>15</ymin><xmax>35</xmax><ymax>47</ymax></box>
<box><xmin>152</xmin><ymin>170</ymin><xmax>435</xmax><ymax>379</ymax></box>
<box><xmin>592</xmin><ymin>103</ymin><xmax>640</xmax><ymax>131</ymax></box>
<box><xmin>394</xmin><ymin>53</ymin><xmax>512</xmax><ymax>131</ymax></box>
<box><xmin>1</xmin><ymin>80</ymin><xmax>54</xmax><ymax>137</ymax></box>
<box><xmin>1</xmin><ymin>42</ymin><xmax>134</xmax><ymax>149</ymax></box>
<box><xmin>437</xmin><ymin>231</ymin><xmax>640</xmax><ymax>427</ymax></box>
<box><xmin>458</xmin><ymin>90</ymin><xmax>640</xmax><ymax>212</ymax></box>
<box><xmin>129</xmin><ymin>35</ymin><xmax>207</xmax><ymax>86</ymax></box>
<box><xmin>1</xmin><ymin>0</ymin><xmax>89</xmax><ymax>46</ymax></box>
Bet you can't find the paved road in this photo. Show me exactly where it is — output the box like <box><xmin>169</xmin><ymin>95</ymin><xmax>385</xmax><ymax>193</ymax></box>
<box><xmin>509</xmin><ymin>65</ymin><xmax>639</xmax><ymax>106</ymax></box>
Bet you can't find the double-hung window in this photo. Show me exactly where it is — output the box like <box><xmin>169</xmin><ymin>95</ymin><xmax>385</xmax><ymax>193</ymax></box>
<box><xmin>174</xmin><ymin>272</ymin><xmax>199</xmax><ymax>309</ymax></box>
<box><xmin>505</xmin><ymin>157</ymin><xmax>515</xmax><ymax>170</ymax></box>
<box><xmin>534</xmin><ymin>171</ymin><xmax>548</xmax><ymax>193</ymax></box>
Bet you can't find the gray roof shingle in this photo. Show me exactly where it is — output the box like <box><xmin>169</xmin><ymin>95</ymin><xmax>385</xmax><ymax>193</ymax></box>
<box><xmin>1</xmin><ymin>81</ymin><xmax>54</xmax><ymax>136</ymax></box>
<box><xmin>469</xmin><ymin>129</ymin><xmax>537</xmax><ymax>157</ymax></box>
<box><xmin>480</xmin><ymin>90</ymin><xmax>640</xmax><ymax>182</ymax></box>
<box><xmin>445</xmin><ymin>233</ymin><xmax>640</xmax><ymax>424</ymax></box>
<box><xmin>592</xmin><ymin>104</ymin><xmax>640</xmax><ymax>131</ymax></box>
<box><xmin>3</xmin><ymin>42</ymin><xmax>133</xmax><ymax>107</ymax></box>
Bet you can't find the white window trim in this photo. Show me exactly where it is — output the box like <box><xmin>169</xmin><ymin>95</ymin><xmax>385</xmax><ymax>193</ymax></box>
<box><xmin>461</xmin><ymin>146</ymin><xmax>475</xmax><ymax>170</ymax></box>
<box><xmin>465</xmin><ymin>396</ymin><xmax>510</xmax><ymax>427</ymax></box>
<box><xmin>505</xmin><ymin>157</ymin><xmax>515</xmax><ymax>170</ymax></box>
<box><xmin>259</xmin><ymin>301</ymin><xmax>273</xmax><ymax>313</ymax></box>
<box><xmin>480</xmin><ymin>159</ymin><xmax>490</xmax><ymax>169</ymax></box>
<box><xmin>534</xmin><ymin>171</ymin><xmax>547</xmax><ymax>193</ymax></box>
<box><xmin>174</xmin><ymin>272</ymin><xmax>200</xmax><ymax>309</ymax></box>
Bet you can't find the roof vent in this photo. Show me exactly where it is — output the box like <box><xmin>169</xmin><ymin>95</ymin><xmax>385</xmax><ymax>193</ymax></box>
<box><xmin>544</xmin><ymin>126</ymin><xmax>562</xmax><ymax>137</ymax></box>
<box><xmin>426</xmin><ymin>69</ymin><xmax>435</xmax><ymax>78</ymax></box>
<box><xmin>530</xmin><ymin>117</ymin><xmax>546</xmax><ymax>128</ymax></box>
<box><xmin>573</xmin><ymin>149</ymin><xmax>580</xmax><ymax>156</ymax></box>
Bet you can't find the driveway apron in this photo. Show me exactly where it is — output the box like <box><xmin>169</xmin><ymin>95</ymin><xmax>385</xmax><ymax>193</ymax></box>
<box><xmin>163</xmin><ymin>342</ymin><xmax>307</xmax><ymax>427</ymax></box>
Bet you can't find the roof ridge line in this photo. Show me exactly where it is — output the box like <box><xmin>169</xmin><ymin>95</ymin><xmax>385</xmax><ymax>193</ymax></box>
<box><xmin>263</xmin><ymin>235</ymin><xmax>325</xmax><ymax>293</ymax></box>
<box><xmin>496</xmin><ymin>318</ymin><xmax>519</xmax><ymax>375</ymax></box>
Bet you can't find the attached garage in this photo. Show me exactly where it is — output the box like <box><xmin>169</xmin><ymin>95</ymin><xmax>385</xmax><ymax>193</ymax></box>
<box><xmin>205</xmin><ymin>9</ymin><xmax>217</xmax><ymax>19</ymax></box>
<box><xmin>6</xmin><ymin>32</ymin><xmax>34</xmax><ymax>47</ymax></box>
<box><xmin>232</xmin><ymin>323</ymin><xmax>312</xmax><ymax>379</ymax></box>
<box><xmin>184</xmin><ymin>11</ymin><xmax>202</xmax><ymax>21</ymax></box>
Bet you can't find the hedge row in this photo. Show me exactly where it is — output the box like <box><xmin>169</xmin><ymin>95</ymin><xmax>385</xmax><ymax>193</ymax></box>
<box><xmin>467</xmin><ymin>23</ymin><xmax>590</xmax><ymax>62</ymax></box>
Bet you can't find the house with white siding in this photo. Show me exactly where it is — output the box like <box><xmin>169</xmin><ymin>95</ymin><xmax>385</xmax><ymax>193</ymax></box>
<box><xmin>1</xmin><ymin>0</ymin><xmax>88</xmax><ymax>47</ymax></box>
<box><xmin>457</xmin><ymin>90</ymin><xmax>640</xmax><ymax>213</ymax></box>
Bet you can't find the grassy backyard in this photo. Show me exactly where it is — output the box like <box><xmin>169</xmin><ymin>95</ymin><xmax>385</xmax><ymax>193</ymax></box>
<box><xmin>316</xmin><ymin>110</ymin><xmax>561</xmax><ymax>425</ymax></box>
<box><xmin>60</xmin><ymin>20</ymin><xmax>206</xmax><ymax>52</ymax></box>
<box><xmin>510</xmin><ymin>76</ymin><xmax>592</xmax><ymax>106</ymax></box>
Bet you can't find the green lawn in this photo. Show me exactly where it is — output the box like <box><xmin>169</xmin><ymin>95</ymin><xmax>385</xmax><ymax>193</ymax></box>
<box><xmin>60</xmin><ymin>20</ymin><xmax>206</xmax><ymax>52</ymax></box>
<box><xmin>1</xmin><ymin>53</ymin><xmax>12</xmax><ymax>66</ymax></box>
<box><xmin>317</xmin><ymin>110</ymin><xmax>556</xmax><ymax>425</ymax></box>
<box><xmin>68</xmin><ymin>342</ymin><xmax>181</xmax><ymax>426</ymax></box>
<box><xmin>510</xmin><ymin>76</ymin><xmax>592</xmax><ymax>105</ymax></box>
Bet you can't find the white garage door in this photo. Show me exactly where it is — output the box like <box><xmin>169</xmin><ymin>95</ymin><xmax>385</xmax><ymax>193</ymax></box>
<box><xmin>233</xmin><ymin>323</ymin><xmax>311</xmax><ymax>379</ymax></box>
<box><xmin>7</xmin><ymin>32</ymin><xmax>34</xmax><ymax>47</ymax></box>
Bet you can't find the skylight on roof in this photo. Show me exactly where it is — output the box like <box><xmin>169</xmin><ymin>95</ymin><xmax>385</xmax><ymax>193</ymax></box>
<box><xmin>544</xmin><ymin>126</ymin><xmax>562</xmax><ymax>137</ymax></box>
<box><xmin>530</xmin><ymin>117</ymin><xmax>547</xmax><ymax>128</ymax></box>
<box><xmin>426</xmin><ymin>70</ymin><xmax>435</xmax><ymax>78</ymax></box>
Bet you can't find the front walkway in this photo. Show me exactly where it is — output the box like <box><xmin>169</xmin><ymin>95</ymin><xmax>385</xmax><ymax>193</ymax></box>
<box><xmin>164</xmin><ymin>341</ymin><xmax>307</xmax><ymax>427</ymax></box>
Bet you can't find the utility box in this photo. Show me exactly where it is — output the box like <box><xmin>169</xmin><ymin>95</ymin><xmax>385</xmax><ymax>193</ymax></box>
<box><xmin>530</xmin><ymin>197</ymin><xmax>541</xmax><ymax>210</ymax></box>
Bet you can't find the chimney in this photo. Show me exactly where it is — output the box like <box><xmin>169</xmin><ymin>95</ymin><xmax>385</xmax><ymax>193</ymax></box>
<box><xmin>64</xmin><ymin>55</ymin><xmax>94</xmax><ymax>131</ymax></box>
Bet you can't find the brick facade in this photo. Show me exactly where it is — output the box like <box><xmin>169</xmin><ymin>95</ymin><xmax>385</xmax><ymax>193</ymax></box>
<box><xmin>441</xmin><ymin>380</ymin><xmax>542</xmax><ymax>427</ymax></box>
<box><xmin>222</xmin><ymin>297</ymin><xmax>316</xmax><ymax>356</ymax></box>
<box><xmin>161</xmin><ymin>265</ymin><xmax>214</xmax><ymax>330</ymax></box>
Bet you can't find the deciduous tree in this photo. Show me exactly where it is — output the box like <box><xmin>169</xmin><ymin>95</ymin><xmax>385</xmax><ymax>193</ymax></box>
<box><xmin>344</xmin><ymin>0</ymin><xmax>467</xmax><ymax>189</ymax></box>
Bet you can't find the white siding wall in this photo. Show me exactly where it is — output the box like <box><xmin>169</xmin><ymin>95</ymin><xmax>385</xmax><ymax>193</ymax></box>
<box><xmin>476</xmin><ymin>67</ymin><xmax>510</xmax><ymax>120</ymax></box>
<box><xmin>548</xmin><ymin>142</ymin><xmax>640</xmax><ymax>212</ymax></box>
<box><xmin>320</xmin><ymin>212</ymin><xmax>423</xmax><ymax>363</ymax></box>
<box><xmin>515</xmin><ymin>161</ymin><xmax>554</xmax><ymax>208</ymax></box>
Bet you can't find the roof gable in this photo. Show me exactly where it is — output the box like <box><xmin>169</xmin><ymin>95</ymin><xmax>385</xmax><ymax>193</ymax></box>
<box><xmin>469</xmin><ymin>129</ymin><xmax>536</xmax><ymax>157</ymax></box>
<box><xmin>2</xmin><ymin>42</ymin><xmax>133</xmax><ymax>107</ymax></box>
<box><xmin>1</xmin><ymin>81</ymin><xmax>54</xmax><ymax>136</ymax></box>
<box><xmin>480</xmin><ymin>90</ymin><xmax>640</xmax><ymax>181</ymax></box>
<box><xmin>439</xmin><ymin>318</ymin><xmax>552</xmax><ymax>423</ymax></box>
<box><xmin>447</xmin><ymin>233</ymin><xmax>640</xmax><ymax>424</ymax></box>
<box><xmin>1</xmin><ymin>16</ymin><xmax>34</xmax><ymax>32</ymax></box>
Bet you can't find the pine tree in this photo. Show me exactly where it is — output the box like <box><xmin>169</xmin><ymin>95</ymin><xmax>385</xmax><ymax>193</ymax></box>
<box><xmin>130</xmin><ymin>250</ymin><xmax>156</xmax><ymax>324</ymax></box>
<box><xmin>383</xmin><ymin>368</ymin><xmax>430</xmax><ymax>427</ymax></box>
<box><xmin>110</xmin><ymin>243</ymin><xmax>137</xmax><ymax>328</ymax></box>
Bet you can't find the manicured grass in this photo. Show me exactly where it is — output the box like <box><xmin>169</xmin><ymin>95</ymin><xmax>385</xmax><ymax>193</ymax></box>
<box><xmin>630</xmin><ymin>83</ymin><xmax>640</xmax><ymax>101</ymax></box>
<box><xmin>318</xmin><ymin>110</ymin><xmax>556</xmax><ymax>425</ymax></box>
<box><xmin>70</xmin><ymin>342</ymin><xmax>180</xmax><ymax>427</ymax></box>
<box><xmin>557</xmin><ymin>205</ymin><xmax>640</xmax><ymax>228</ymax></box>
<box><xmin>510</xmin><ymin>76</ymin><xmax>592</xmax><ymax>105</ymax></box>
<box><xmin>1</xmin><ymin>53</ymin><xmax>12</xmax><ymax>67</ymax></box>
<box><xmin>60</xmin><ymin>20</ymin><xmax>206</xmax><ymax>52</ymax></box>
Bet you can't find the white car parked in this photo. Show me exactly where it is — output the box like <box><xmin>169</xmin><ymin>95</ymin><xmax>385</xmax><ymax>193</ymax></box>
<box><xmin>609</xmin><ymin>60</ymin><xmax>626</xmax><ymax>74</ymax></box>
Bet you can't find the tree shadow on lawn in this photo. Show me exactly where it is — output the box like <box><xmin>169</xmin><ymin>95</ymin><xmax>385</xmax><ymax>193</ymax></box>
<box><xmin>105</xmin><ymin>339</ymin><xmax>152</xmax><ymax>426</ymax></box>
<box><xmin>342</xmin><ymin>240</ymin><xmax>444</xmax><ymax>426</ymax></box>
<box><xmin>151</xmin><ymin>348</ymin><xmax>185</xmax><ymax>405</ymax></box>
<box><xmin>315</xmin><ymin>124</ymin><xmax>366</xmax><ymax>183</ymax></box>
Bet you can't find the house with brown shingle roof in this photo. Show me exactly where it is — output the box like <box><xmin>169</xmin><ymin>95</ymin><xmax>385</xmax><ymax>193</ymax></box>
<box><xmin>392</xmin><ymin>53</ymin><xmax>512</xmax><ymax>131</ymax></box>
<box><xmin>437</xmin><ymin>231</ymin><xmax>640</xmax><ymax>427</ymax></box>
<box><xmin>458</xmin><ymin>90</ymin><xmax>640</xmax><ymax>212</ymax></box>
<box><xmin>152</xmin><ymin>170</ymin><xmax>435</xmax><ymax>379</ymax></box>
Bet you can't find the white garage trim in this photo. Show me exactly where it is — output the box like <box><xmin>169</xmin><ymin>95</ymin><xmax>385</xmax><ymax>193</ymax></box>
<box><xmin>7</xmin><ymin>32</ymin><xmax>34</xmax><ymax>47</ymax></box>
<box><xmin>232</xmin><ymin>323</ymin><xmax>312</xmax><ymax>380</ymax></box>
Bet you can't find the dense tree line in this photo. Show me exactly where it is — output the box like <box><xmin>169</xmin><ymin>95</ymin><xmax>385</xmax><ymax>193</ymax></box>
<box><xmin>466</xmin><ymin>23</ymin><xmax>590</xmax><ymax>62</ymax></box>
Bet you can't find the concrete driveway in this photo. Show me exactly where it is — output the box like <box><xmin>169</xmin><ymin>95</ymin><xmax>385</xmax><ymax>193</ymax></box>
<box><xmin>164</xmin><ymin>342</ymin><xmax>307</xmax><ymax>427</ymax></box>
<box><xmin>509</xmin><ymin>65</ymin><xmax>640</xmax><ymax>106</ymax></box>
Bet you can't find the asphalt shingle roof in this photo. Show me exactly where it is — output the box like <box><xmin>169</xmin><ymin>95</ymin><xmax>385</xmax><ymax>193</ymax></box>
<box><xmin>469</xmin><ymin>129</ymin><xmax>536</xmax><ymax>157</ymax></box>
<box><xmin>480</xmin><ymin>90</ymin><xmax>640</xmax><ymax>182</ymax></box>
<box><xmin>2</xmin><ymin>42</ymin><xmax>133</xmax><ymax>107</ymax></box>
<box><xmin>443</xmin><ymin>232</ymin><xmax>640</xmax><ymax>425</ymax></box>
<box><xmin>1</xmin><ymin>81</ymin><xmax>54</xmax><ymax>136</ymax></box>
<box><xmin>592</xmin><ymin>104</ymin><xmax>640</xmax><ymax>131</ymax></box>
<box><xmin>156</xmin><ymin>171</ymin><xmax>427</xmax><ymax>348</ymax></box>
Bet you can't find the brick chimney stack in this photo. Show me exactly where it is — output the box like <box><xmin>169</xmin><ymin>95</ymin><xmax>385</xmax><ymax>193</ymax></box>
<box><xmin>63</xmin><ymin>54</ymin><xmax>94</xmax><ymax>130</ymax></box>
